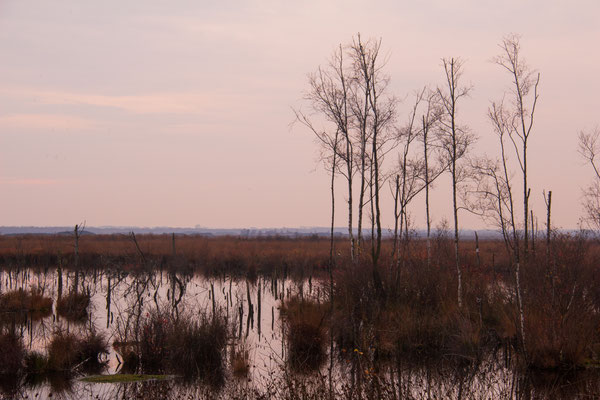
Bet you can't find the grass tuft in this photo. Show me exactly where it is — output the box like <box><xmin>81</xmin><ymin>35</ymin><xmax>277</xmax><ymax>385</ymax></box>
<box><xmin>56</xmin><ymin>291</ymin><xmax>90</xmax><ymax>322</ymax></box>
<box><xmin>281</xmin><ymin>297</ymin><xmax>327</xmax><ymax>371</ymax></box>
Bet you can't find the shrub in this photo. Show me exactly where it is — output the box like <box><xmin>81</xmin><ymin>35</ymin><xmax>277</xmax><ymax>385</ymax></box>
<box><xmin>0</xmin><ymin>288</ymin><xmax>52</xmax><ymax>321</ymax></box>
<box><xmin>167</xmin><ymin>314</ymin><xmax>228</xmax><ymax>380</ymax></box>
<box><xmin>24</xmin><ymin>351</ymin><xmax>49</xmax><ymax>374</ymax></box>
<box><xmin>0</xmin><ymin>289</ymin><xmax>29</xmax><ymax>312</ymax></box>
<box><xmin>47</xmin><ymin>331</ymin><xmax>108</xmax><ymax>372</ymax></box>
<box><xmin>522</xmin><ymin>233</ymin><xmax>600</xmax><ymax>369</ymax></box>
<box><xmin>137</xmin><ymin>308</ymin><xmax>229</xmax><ymax>382</ymax></box>
<box><xmin>139</xmin><ymin>312</ymin><xmax>171</xmax><ymax>373</ymax></box>
<box><xmin>28</xmin><ymin>289</ymin><xmax>53</xmax><ymax>313</ymax></box>
<box><xmin>281</xmin><ymin>297</ymin><xmax>327</xmax><ymax>371</ymax></box>
<box><xmin>56</xmin><ymin>291</ymin><xmax>90</xmax><ymax>322</ymax></box>
<box><xmin>47</xmin><ymin>332</ymin><xmax>81</xmax><ymax>371</ymax></box>
<box><xmin>79</xmin><ymin>331</ymin><xmax>110</xmax><ymax>371</ymax></box>
<box><xmin>0</xmin><ymin>332</ymin><xmax>24</xmax><ymax>374</ymax></box>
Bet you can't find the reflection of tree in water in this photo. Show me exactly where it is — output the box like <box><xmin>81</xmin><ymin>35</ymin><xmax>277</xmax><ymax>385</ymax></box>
<box><xmin>3</xmin><ymin>267</ymin><xmax>600</xmax><ymax>399</ymax></box>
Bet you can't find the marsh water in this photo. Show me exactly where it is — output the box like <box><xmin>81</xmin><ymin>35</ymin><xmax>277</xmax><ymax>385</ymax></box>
<box><xmin>1</xmin><ymin>266</ymin><xmax>599</xmax><ymax>399</ymax></box>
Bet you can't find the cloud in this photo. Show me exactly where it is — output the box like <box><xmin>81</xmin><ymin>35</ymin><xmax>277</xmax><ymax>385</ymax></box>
<box><xmin>0</xmin><ymin>113</ymin><xmax>92</xmax><ymax>131</ymax></box>
<box><xmin>0</xmin><ymin>86</ymin><xmax>252</xmax><ymax>116</ymax></box>
<box><xmin>0</xmin><ymin>177</ymin><xmax>62</xmax><ymax>186</ymax></box>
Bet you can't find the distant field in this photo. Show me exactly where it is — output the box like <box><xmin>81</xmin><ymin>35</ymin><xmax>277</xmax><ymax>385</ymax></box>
<box><xmin>0</xmin><ymin>232</ymin><xmax>517</xmax><ymax>275</ymax></box>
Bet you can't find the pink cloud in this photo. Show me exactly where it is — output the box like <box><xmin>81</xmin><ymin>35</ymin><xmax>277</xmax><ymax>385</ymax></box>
<box><xmin>1</xmin><ymin>86</ymin><xmax>242</xmax><ymax>115</ymax></box>
<box><xmin>0</xmin><ymin>177</ymin><xmax>62</xmax><ymax>186</ymax></box>
<box><xmin>0</xmin><ymin>113</ymin><xmax>92</xmax><ymax>131</ymax></box>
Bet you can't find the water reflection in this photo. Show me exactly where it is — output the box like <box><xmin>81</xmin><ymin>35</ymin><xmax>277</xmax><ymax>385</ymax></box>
<box><xmin>0</xmin><ymin>266</ymin><xmax>599</xmax><ymax>399</ymax></box>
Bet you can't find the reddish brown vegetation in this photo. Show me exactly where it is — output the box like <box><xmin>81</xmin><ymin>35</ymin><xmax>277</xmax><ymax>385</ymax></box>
<box><xmin>0</xmin><ymin>288</ymin><xmax>52</xmax><ymax>314</ymax></box>
<box><xmin>0</xmin><ymin>288</ymin><xmax>53</xmax><ymax>325</ymax></box>
<box><xmin>56</xmin><ymin>291</ymin><xmax>90</xmax><ymax>322</ymax></box>
<box><xmin>0</xmin><ymin>234</ymin><xmax>334</xmax><ymax>278</ymax></box>
<box><xmin>328</xmin><ymin>232</ymin><xmax>600</xmax><ymax>370</ymax></box>
<box><xmin>47</xmin><ymin>331</ymin><xmax>108</xmax><ymax>372</ymax></box>
<box><xmin>522</xmin><ymin>234</ymin><xmax>600</xmax><ymax>369</ymax></box>
<box><xmin>125</xmin><ymin>308</ymin><xmax>229</xmax><ymax>382</ymax></box>
<box><xmin>281</xmin><ymin>297</ymin><xmax>328</xmax><ymax>371</ymax></box>
<box><xmin>0</xmin><ymin>332</ymin><xmax>25</xmax><ymax>375</ymax></box>
<box><xmin>0</xmin><ymin>233</ymin><xmax>599</xmax><ymax>371</ymax></box>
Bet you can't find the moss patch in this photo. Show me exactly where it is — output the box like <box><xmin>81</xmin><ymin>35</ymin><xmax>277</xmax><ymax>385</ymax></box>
<box><xmin>80</xmin><ymin>374</ymin><xmax>174</xmax><ymax>383</ymax></box>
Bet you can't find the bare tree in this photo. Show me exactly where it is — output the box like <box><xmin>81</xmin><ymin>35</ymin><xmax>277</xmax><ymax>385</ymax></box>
<box><xmin>294</xmin><ymin>113</ymin><xmax>342</xmax><ymax>268</ymax></box>
<box><xmin>419</xmin><ymin>90</ymin><xmax>445</xmax><ymax>267</ymax></box>
<box><xmin>437</xmin><ymin>57</ymin><xmax>474</xmax><ymax>309</ymax></box>
<box><xmin>468</xmin><ymin>154</ymin><xmax>517</xmax><ymax>267</ymax></box>
<box><xmin>578</xmin><ymin>127</ymin><xmax>600</xmax><ymax>230</ymax></box>
<box><xmin>391</xmin><ymin>90</ymin><xmax>424</xmax><ymax>267</ymax></box>
<box><xmin>479</xmin><ymin>34</ymin><xmax>540</xmax><ymax>357</ymax></box>
<box><xmin>359</xmin><ymin>37</ymin><xmax>396</xmax><ymax>267</ymax></box>
<box><xmin>348</xmin><ymin>35</ymin><xmax>396</xmax><ymax>264</ymax></box>
<box><xmin>295</xmin><ymin>45</ymin><xmax>356</xmax><ymax>260</ymax></box>
<box><xmin>390</xmin><ymin>88</ymin><xmax>444</xmax><ymax>269</ymax></box>
<box><xmin>344</xmin><ymin>35</ymin><xmax>397</xmax><ymax>305</ymax></box>
<box><xmin>493</xmin><ymin>33</ymin><xmax>540</xmax><ymax>262</ymax></box>
<box><xmin>469</xmin><ymin>99</ymin><xmax>528</xmax><ymax>358</ymax></box>
<box><xmin>349</xmin><ymin>38</ymin><xmax>374</xmax><ymax>254</ymax></box>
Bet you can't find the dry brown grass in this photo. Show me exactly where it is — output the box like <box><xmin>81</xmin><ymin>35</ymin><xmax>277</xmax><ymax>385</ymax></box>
<box><xmin>0</xmin><ymin>234</ymin><xmax>337</xmax><ymax>279</ymax></box>
<box><xmin>520</xmin><ymin>233</ymin><xmax>600</xmax><ymax>369</ymax></box>
<box><xmin>0</xmin><ymin>288</ymin><xmax>52</xmax><ymax>313</ymax></box>
<box><xmin>281</xmin><ymin>296</ymin><xmax>328</xmax><ymax>371</ymax></box>
<box><xmin>47</xmin><ymin>330</ymin><xmax>108</xmax><ymax>372</ymax></box>
<box><xmin>56</xmin><ymin>291</ymin><xmax>90</xmax><ymax>321</ymax></box>
<box><xmin>0</xmin><ymin>332</ymin><xmax>24</xmax><ymax>374</ymax></box>
<box><xmin>124</xmin><ymin>307</ymin><xmax>230</xmax><ymax>383</ymax></box>
<box><xmin>230</xmin><ymin>340</ymin><xmax>250</xmax><ymax>378</ymax></box>
<box><xmin>1</xmin><ymin>233</ymin><xmax>600</xmax><ymax>371</ymax></box>
<box><xmin>0</xmin><ymin>288</ymin><xmax>53</xmax><ymax>325</ymax></box>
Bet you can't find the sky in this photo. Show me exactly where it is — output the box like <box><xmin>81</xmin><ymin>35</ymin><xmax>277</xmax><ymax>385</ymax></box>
<box><xmin>1</xmin><ymin>0</ymin><xmax>599</xmax><ymax>230</ymax></box>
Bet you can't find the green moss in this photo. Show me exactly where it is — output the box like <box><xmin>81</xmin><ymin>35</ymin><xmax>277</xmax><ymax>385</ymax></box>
<box><xmin>80</xmin><ymin>374</ymin><xmax>174</xmax><ymax>383</ymax></box>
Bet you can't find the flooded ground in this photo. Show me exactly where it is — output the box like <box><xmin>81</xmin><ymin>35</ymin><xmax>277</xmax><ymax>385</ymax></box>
<box><xmin>1</xmin><ymin>266</ymin><xmax>599</xmax><ymax>399</ymax></box>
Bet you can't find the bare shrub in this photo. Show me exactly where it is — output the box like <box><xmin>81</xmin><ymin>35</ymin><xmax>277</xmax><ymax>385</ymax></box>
<box><xmin>0</xmin><ymin>288</ymin><xmax>52</xmax><ymax>322</ymax></box>
<box><xmin>47</xmin><ymin>331</ymin><xmax>108</xmax><ymax>372</ymax></box>
<box><xmin>523</xmin><ymin>233</ymin><xmax>600</xmax><ymax>369</ymax></box>
<box><xmin>281</xmin><ymin>296</ymin><xmax>327</xmax><ymax>371</ymax></box>
<box><xmin>56</xmin><ymin>291</ymin><xmax>90</xmax><ymax>322</ymax></box>
<box><xmin>136</xmin><ymin>307</ymin><xmax>229</xmax><ymax>383</ymax></box>
<box><xmin>0</xmin><ymin>332</ymin><xmax>24</xmax><ymax>374</ymax></box>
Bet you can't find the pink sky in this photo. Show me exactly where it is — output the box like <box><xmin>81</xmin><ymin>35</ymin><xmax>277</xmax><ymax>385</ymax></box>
<box><xmin>1</xmin><ymin>1</ymin><xmax>599</xmax><ymax>230</ymax></box>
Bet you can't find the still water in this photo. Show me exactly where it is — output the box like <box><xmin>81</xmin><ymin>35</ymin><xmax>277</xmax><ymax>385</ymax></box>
<box><xmin>0</xmin><ymin>266</ymin><xmax>598</xmax><ymax>399</ymax></box>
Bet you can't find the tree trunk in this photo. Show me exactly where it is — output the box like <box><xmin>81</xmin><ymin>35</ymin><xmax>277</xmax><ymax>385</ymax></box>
<box><xmin>423</xmin><ymin>116</ymin><xmax>432</xmax><ymax>268</ymax></box>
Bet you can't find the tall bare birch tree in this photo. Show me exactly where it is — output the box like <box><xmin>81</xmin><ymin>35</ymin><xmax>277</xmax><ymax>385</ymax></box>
<box><xmin>298</xmin><ymin>36</ymin><xmax>394</xmax><ymax>288</ymax></box>
<box><xmin>392</xmin><ymin>90</ymin><xmax>424</xmax><ymax>267</ymax></box>
<box><xmin>349</xmin><ymin>37</ymin><xmax>374</xmax><ymax>254</ymax></box>
<box><xmin>391</xmin><ymin>89</ymin><xmax>444</xmax><ymax>269</ymax></box>
<box><xmin>482</xmin><ymin>34</ymin><xmax>540</xmax><ymax>357</ymax></box>
<box><xmin>350</xmin><ymin>35</ymin><xmax>396</xmax><ymax>267</ymax></box>
<box><xmin>420</xmin><ymin>91</ymin><xmax>445</xmax><ymax>267</ymax></box>
<box><xmin>488</xmin><ymin>103</ymin><xmax>525</xmax><ymax>330</ymax></box>
<box><xmin>344</xmin><ymin>35</ymin><xmax>397</xmax><ymax>304</ymax></box>
<box><xmin>493</xmin><ymin>34</ymin><xmax>540</xmax><ymax>262</ymax></box>
<box><xmin>437</xmin><ymin>58</ymin><xmax>474</xmax><ymax>309</ymax></box>
<box><xmin>347</xmin><ymin>36</ymin><xmax>394</xmax><ymax>258</ymax></box>
<box><xmin>296</xmin><ymin>45</ymin><xmax>356</xmax><ymax>261</ymax></box>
